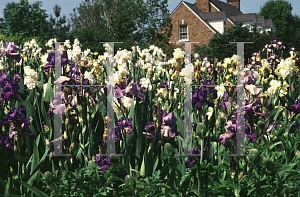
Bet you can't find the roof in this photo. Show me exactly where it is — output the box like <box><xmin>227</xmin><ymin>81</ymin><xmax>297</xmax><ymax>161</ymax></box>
<box><xmin>182</xmin><ymin>1</ymin><xmax>218</xmax><ymax>33</ymax></box>
<box><xmin>256</xmin><ymin>16</ymin><xmax>264</xmax><ymax>24</ymax></box>
<box><xmin>201</xmin><ymin>11</ymin><xmax>226</xmax><ymax>20</ymax></box>
<box><xmin>265</xmin><ymin>19</ymin><xmax>273</xmax><ymax>27</ymax></box>
<box><xmin>231</xmin><ymin>13</ymin><xmax>256</xmax><ymax>22</ymax></box>
<box><xmin>210</xmin><ymin>0</ymin><xmax>243</xmax><ymax>16</ymax></box>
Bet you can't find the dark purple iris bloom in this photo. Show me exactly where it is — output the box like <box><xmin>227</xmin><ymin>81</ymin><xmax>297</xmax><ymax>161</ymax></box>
<box><xmin>185</xmin><ymin>147</ymin><xmax>201</xmax><ymax>168</ymax></box>
<box><xmin>245</xmin><ymin>98</ymin><xmax>268</xmax><ymax>120</ymax></box>
<box><xmin>192</xmin><ymin>88</ymin><xmax>213</xmax><ymax>109</ymax></box>
<box><xmin>0</xmin><ymin>107</ymin><xmax>30</xmax><ymax>132</ymax></box>
<box><xmin>244</xmin><ymin>70</ymin><xmax>259</xmax><ymax>85</ymax></box>
<box><xmin>161</xmin><ymin>110</ymin><xmax>178</xmax><ymax>138</ymax></box>
<box><xmin>64</xmin><ymin>61</ymin><xmax>81</xmax><ymax>84</ymax></box>
<box><xmin>122</xmin><ymin>80</ymin><xmax>145</xmax><ymax>101</ymax></box>
<box><xmin>219</xmin><ymin>66</ymin><xmax>224</xmax><ymax>73</ymax></box>
<box><xmin>95</xmin><ymin>155</ymin><xmax>111</xmax><ymax>172</ymax></box>
<box><xmin>41</xmin><ymin>51</ymin><xmax>55</xmax><ymax>72</ymax></box>
<box><xmin>160</xmin><ymin>82</ymin><xmax>168</xmax><ymax>90</ymax></box>
<box><xmin>0</xmin><ymin>75</ymin><xmax>26</xmax><ymax>103</ymax></box>
<box><xmin>0</xmin><ymin>134</ymin><xmax>14</xmax><ymax>151</ymax></box>
<box><xmin>144</xmin><ymin>108</ymin><xmax>179</xmax><ymax>139</ymax></box>
<box><xmin>286</xmin><ymin>99</ymin><xmax>300</xmax><ymax>114</ymax></box>
<box><xmin>114</xmin><ymin>117</ymin><xmax>134</xmax><ymax>139</ymax></box>
<box><xmin>201</xmin><ymin>79</ymin><xmax>217</xmax><ymax>94</ymax></box>
<box><xmin>226</xmin><ymin>117</ymin><xmax>237</xmax><ymax>133</ymax></box>
<box><xmin>0</xmin><ymin>42</ymin><xmax>21</xmax><ymax>62</ymax></box>
<box><xmin>12</xmin><ymin>73</ymin><xmax>21</xmax><ymax>84</ymax></box>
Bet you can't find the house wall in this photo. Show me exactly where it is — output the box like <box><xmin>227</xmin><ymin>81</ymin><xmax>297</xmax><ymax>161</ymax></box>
<box><xmin>207</xmin><ymin>20</ymin><xmax>224</xmax><ymax>34</ymax></box>
<box><xmin>169</xmin><ymin>2</ymin><xmax>215</xmax><ymax>51</ymax></box>
<box><xmin>227</xmin><ymin>19</ymin><xmax>234</xmax><ymax>29</ymax></box>
<box><xmin>210</xmin><ymin>2</ymin><xmax>219</xmax><ymax>12</ymax></box>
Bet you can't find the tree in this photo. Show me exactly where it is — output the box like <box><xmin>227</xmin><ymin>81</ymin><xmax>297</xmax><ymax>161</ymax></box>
<box><xmin>1</xmin><ymin>0</ymin><xmax>52</xmax><ymax>41</ymax></box>
<box><xmin>209</xmin><ymin>23</ymin><xmax>276</xmax><ymax>64</ymax></box>
<box><xmin>257</xmin><ymin>0</ymin><xmax>300</xmax><ymax>52</ymax></box>
<box><xmin>69</xmin><ymin>0</ymin><xmax>172</xmax><ymax>54</ymax></box>
<box><xmin>48</xmin><ymin>5</ymin><xmax>71</xmax><ymax>42</ymax></box>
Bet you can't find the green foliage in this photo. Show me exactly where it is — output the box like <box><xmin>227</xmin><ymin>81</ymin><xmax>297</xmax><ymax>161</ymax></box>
<box><xmin>258</xmin><ymin>0</ymin><xmax>300</xmax><ymax>54</ymax></box>
<box><xmin>1</xmin><ymin>0</ymin><xmax>51</xmax><ymax>40</ymax></box>
<box><xmin>192</xmin><ymin>44</ymin><xmax>213</xmax><ymax>60</ymax></box>
<box><xmin>69</xmin><ymin>0</ymin><xmax>172</xmax><ymax>54</ymax></box>
<box><xmin>209</xmin><ymin>23</ymin><xmax>276</xmax><ymax>63</ymax></box>
<box><xmin>48</xmin><ymin>4</ymin><xmax>71</xmax><ymax>42</ymax></box>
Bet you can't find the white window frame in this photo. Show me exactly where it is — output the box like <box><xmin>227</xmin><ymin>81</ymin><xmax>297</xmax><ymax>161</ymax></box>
<box><xmin>179</xmin><ymin>24</ymin><xmax>189</xmax><ymax>41</ymax></box>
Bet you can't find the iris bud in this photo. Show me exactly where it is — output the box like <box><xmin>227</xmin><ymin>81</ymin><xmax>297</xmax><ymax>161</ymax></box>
<box><xmin>125</xmin><ymin>175</ymin><xmax>136</xmax><ymax>187</ymax></box>
<box><xmin>247</xmin><ymin>149</ymin><xmax>261</xmax><ymax>165</ymax></box>
<box><xmin>88</xmin><ymin>160</ymin><xmax>96</xmax><ymax>170</ymax></box>
<box><xmin>164</xmin><ymin>143</ymin><xmax>174</xmax><ymax>155</ymax></box>
<box><xmin>196</xmin><ymin>123</ymin><xmax>206</xmax><ymax>139</ymax></box>
<box><xmin>263</xmin><ymin>158</ymin><xmax>275</xmax><ymax>171</ymax></box>
<box><xmin>44</xmin><ymin>171</ymin><xmax>53</xmax><ymax>185</ymax></box>
<box><xmin>109</xmin><ymin>154</ymin><xmax>120</xmax><ymax>164</ymax></box>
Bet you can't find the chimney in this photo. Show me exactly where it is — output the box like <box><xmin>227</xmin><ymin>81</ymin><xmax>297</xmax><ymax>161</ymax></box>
<box><xmin>196</xmin><ymin>0</ymin><xmax>210</xmax><ymax>13</ymax></box>
<box><xmin>227</xmin><ymin>0</ymin><xmax>240</xmax><ymax>10</ymax></box>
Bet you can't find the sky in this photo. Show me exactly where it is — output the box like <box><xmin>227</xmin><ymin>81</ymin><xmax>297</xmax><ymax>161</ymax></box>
<box><xmin>1</xmin><ymin>0</ymin><xmax>300</xmax><ymax>22</ymax></box>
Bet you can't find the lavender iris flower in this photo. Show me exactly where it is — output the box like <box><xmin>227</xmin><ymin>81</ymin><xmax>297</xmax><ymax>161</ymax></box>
<box><xmin>244</xmin><ymin>70</ymin><xmax>259</xmax><ymax>85</ymax></box>
<box><xmin>122</xmin><ymin>80</ymin><xmax>145</xmax><ymax>101</ymax></box>
<box><xmin>219</xmin><ymin>132</ymin><xmax>235</xmax><ymax>145</ymax></box>
<box><xmin>0</xmin><ymin>42</ymin><xmax>21</xmax><ymax>62</ymax></box>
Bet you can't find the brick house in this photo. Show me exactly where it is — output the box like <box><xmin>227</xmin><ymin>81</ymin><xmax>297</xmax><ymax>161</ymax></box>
<box><xmin>166</xmin><ymin>0</ymin><xmax>275</xmax><ymax>52</ymax></box>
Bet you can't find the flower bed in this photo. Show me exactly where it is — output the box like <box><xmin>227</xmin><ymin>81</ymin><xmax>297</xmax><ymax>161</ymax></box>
<box><xmin>0</xmin><ymin>38</ymin><xmax>300</xmax><ymax>196</ymax></box>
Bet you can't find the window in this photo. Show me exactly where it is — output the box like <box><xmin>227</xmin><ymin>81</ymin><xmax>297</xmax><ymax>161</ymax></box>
<box><xmin>179</xmin><ymin>25</ymin><xmax>188</xmax><ymax>40</ymax></box>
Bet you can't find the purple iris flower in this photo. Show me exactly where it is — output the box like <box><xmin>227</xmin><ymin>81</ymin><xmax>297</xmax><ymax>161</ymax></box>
<box><xmin>0</xmin><ymin>42</ymin><xmax>21</xmax><ymax>62</ymax></box>
<box><xmin>160</xmin><ymin>82</ymin><xmax>168</xmax><ymax>90</ymax></box>
<box><xmin>219</xmin><ymin>132</ymin><xmax>235</xmax><ymax>145</ymax></box>
<box><xmin>95</xmin><ymin>155</ymin><xmax>111</xmax><ymax>172</ymax></box>
<box><xmin>0</xmin><ymin>107</ymin><xmax>31</xmax><ymax>133</ymax></box>
<box><xmin>200</xmin><ymin>78</ymin><xmax>217</xmax><ymax>94</ymax></box>
<box><xmin>219</xmin><ymin>66</ymin><xmax>224</xmax><ymax>73</ymax></box>
<box><xmin>41</xmin><ymin>51</ymin><xmax>55</xmax><ymax>73</ymax></box>
<box><xmin>0</xmin><ymin>134</ymin><xmax>14</xmax><ymax>151</ymax></box>
<box><xmin>244</xmin><ymin>70</ymin><xmax>259</xmax><ymax>85</ymax></box>
<box><xmin>245</xmin><ymin>98</ymin><xmax>268</xmax><ymax>121</ymax></box>
<box><xmin>192</xmin><ymin>88</ymin><xmax>213</xmax><ymax>109</ymax></box>
<box><xmin>286</xmin><ymin>99</ymin><xmax>300</xmax><ymax>114</ymax></box>
<box><xmin>144</xmin><ymin>107</ymin><xmax>179</xmax><ymax>139</ymax></box>
<box><xmin>64</xmin><ymin>60</ymin><xmax>81</xmax><ymax>84</ymax></box>
<box><xmin>185</xmin><ymin>147</ymin><xmax>201</xmax><ymax>168</ymax></box>
<box><xmin>114</xmin><ymin>117</ymin><xmax>135</xmax><ymax>141</ymax></box>
<box><xmin>0</xmin><ymin>74</ymin><xmax>26</xmax><ymax>103</ymax></box>
<box><xmin>185</xmin><ymin>141</ymin><xmax>209</xmax><ymax>168</ymax></box>
<box><xmin>122</xmin><ymin>80</ymin><xmax>145</xmax><ymax>101</ymax></box>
